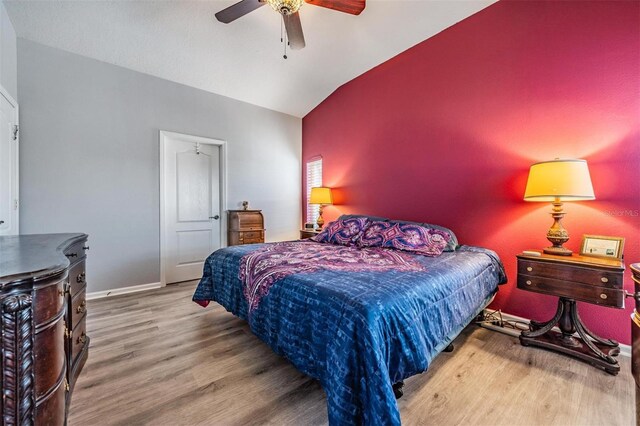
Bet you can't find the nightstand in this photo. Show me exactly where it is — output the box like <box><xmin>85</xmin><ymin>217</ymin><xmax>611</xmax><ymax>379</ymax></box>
<box><xmin>516</xmin><ymin>250</ymin><xmax>625</xmax><ymax>375</ymax></box>
<box><xmin>300</xmin><ymin>229</ymin><xmax>321</xmax><ymax>239</ymax></box>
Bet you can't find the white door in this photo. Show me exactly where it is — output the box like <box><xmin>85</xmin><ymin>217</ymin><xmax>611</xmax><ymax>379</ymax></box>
<box><xmin>0</xmin><ymin>89</ymin><xmax>18</xmax><ymax>236</ymax></box>
<box><xmin>161</xmin><ymin>132</ymin><xmax>223</xmax><ymax>284</ymax></box>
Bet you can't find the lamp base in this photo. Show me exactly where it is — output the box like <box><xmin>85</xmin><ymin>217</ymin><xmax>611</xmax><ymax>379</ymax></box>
<box><xmin>544</xmin><ymin>199</ymin><xmax>572</xmax><ymax>256</ymax></box>
<box><xmin>316</xmin><ymin>205</ymin><xmax>325</xmax><ymax>229</ymax></box>
<box><xmin>543</xmin><ymin>246</ymin><xmax>573</xmax><ymax>256</ymax></box>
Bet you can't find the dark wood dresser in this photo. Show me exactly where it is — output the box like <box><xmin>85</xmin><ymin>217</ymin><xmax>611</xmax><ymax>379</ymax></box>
<box><xmin>228</xmin><ymin>210</ymin><xmax>265</xmax><ymax>246</ymax></box>
<box><xmin>0</xmin><ymin>233</ymin><xmax>89</xmax><ymax>425</ymax></box>
<box><xmin>630</xmin><ymin>263</ymin><xmax>640</xmax><ymax>424</ymax></box>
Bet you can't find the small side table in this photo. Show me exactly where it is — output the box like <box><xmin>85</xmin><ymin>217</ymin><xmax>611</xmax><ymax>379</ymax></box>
<box><xmin>300</xmin><ymin>229</ymin><xmax>321</xmax><ymax>239</ymax></box>
<box><xmin>516</xmin><ymin>250</ymin><xmax>625</xmax><ymax>375</ymax></box>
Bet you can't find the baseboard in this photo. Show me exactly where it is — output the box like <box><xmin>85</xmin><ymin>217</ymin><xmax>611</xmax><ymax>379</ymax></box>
<box><xmin>480</xmin><ymin>310</ymin><xmax>631</xmax><ymax>358</ymax></box>
<box><xmin>86</xmin><ymin>282</ymin><xmax>163</xmax><ymax>300</ymax></box>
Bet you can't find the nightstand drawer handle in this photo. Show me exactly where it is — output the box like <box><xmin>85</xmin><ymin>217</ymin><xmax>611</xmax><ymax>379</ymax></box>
<box><xmin>601</xmin><ymin>277</ymin><xmax>608</xmax><ymax>283</ymax></box>
<box><xmin>526</xmin><ymin>267</ymin><xmax>533</xmax><ymax>272</ymax></box>
<box><xmin>600</xmin><ymin>293</ymin><xmax>608</xmax><ymax>300</ymax></box>
<box><xmin>525</xmin><ymin>280</ymin><xmax>532</xmax><ymax>286</ymax></box>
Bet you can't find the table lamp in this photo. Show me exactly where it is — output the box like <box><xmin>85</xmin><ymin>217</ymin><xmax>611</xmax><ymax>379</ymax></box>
<box><xmin>309</xmin><ymin>187</ymin><xmax>333</xmax><ymax>229</ymax></box>
<box><xmin>524</xmin><ymin>159</ymin><xmax>595</xmax><ymax>256</ymax></box>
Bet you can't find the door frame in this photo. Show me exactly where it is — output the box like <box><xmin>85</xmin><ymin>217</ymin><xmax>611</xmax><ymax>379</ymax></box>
<box><xmin>159</xmin><ymin>130</ymin><xmax>227</xmax><ymax>287</ymax></box>
<box><xmin>0</xmin><ymin>84</ymin><xmax>19</xmax><ymax>235</ymax></box>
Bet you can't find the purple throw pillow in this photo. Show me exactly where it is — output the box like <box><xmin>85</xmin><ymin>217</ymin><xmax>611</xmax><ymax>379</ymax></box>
<box><xmin>358</xmin><ymin>221</ymin><xmax>451</xmax><ymax>256</ymax></box>
<box><xmin>311</xmin><ymin>217</ymin><xmax>370</xmax><ymax>246</ymax></box>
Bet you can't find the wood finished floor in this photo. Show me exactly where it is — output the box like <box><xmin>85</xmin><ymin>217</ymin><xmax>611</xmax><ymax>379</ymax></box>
<box><xmin>69</xmin><ymin>281</ymin><xmax>635</xmax><ymax>426</ymax></box>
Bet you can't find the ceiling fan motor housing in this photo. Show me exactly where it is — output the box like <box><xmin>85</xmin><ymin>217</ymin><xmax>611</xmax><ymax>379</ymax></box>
<box><xmin>267</xmin><ymin>0</ymin><xmax>303</xmax><ymax>15</ymax></box>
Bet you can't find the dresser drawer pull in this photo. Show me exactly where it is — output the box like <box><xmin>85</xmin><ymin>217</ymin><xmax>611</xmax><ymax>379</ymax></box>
<box><xmin>526</xmin><ymin>267</ymin><xmax>533</xmax><ymax>272</ymax></box>
<box><xmin>77</xmin><ymin>272</ymin><xmax>86</xmax><ymax>283</ymax></box>
<box><xmin>77</xmin><ymin>332</ymin><xmax>87</xmax><ymax>345</ymax></box>
<box><xmin>64</xmin><ymin>378</ymin><xmax>70</xmax><ymax>393</ymax></box>
<box><xmin>600</xmin><ymin>293</ymin><xmax>608</xmax><ymax>300</ymax></box>
<box><xmin>525</xmin><ymin>280</ymin><xmax>532</xmax><ymax>286</ymax></box>
<box><xmin>76</xmin><ymin>300</ymin><xmax>87</xmax><ymax>314</ymax></box>
<box><xmin>58</xmin><ymin>289</ymin><xmax>65</xmax><ymax>297</ymax></box>
<box><xmin>82</xmin><ymin>245</ymin><xmax>90</xmax><ymax>251</ymax></box>
<box><xmin>600</xmin><ymin>277</ymin><xmax>609</xmax><ymax>283</ymax></box>
<box><xmin>66</xmin><ymin>253</ymin><xmax>77</xmax><ymax>258</ymax></box>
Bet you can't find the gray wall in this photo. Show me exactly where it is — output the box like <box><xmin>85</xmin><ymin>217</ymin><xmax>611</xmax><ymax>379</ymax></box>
<box><xmin>18</xmin><ymin>39</ymin><xmax>301</xmax><ymax>293</ymax></box>
<box><xmin>0</xmin><ymin>2</ymin><xmax>16</xmax><ymax>100</ymax></box>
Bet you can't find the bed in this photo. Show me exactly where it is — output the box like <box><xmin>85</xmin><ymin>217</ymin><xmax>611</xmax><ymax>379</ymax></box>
<box><xmin>193</xmin><ymin>215</ymin><xmax>507</xmax><ymax>425</ymax></box>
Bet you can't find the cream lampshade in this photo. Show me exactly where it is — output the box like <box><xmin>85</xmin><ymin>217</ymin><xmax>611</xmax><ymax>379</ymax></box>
<box><xmin>309</xmin><ymin>187</ymin><xmax>333</xmax><ymax>229</ymax></box>
<box><xmin>524</xmin><ymin>159</ymin><xmax>595</xmax><ymax>256</ymax></box>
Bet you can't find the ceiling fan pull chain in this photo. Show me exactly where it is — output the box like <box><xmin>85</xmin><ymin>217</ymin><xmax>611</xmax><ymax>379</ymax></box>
<box><xmin>283</xmin><ymin>16</ymin><xmax>288</xmax><ymax>59</ymax></box>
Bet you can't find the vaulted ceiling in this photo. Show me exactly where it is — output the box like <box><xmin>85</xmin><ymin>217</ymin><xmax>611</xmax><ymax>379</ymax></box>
<box><xmin>5</xmin><ymin>0</ymin><xmax>495</xmax><ymax>117</ymax></box>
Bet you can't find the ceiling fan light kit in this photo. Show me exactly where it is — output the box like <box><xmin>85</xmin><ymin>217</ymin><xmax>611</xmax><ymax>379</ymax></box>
<box><xmin>267</xmin><ymin>0</ymin><xmax>303</xmax><ymax>15</ymax></box>
<box><xmin>215</xmin><ymin>0</ymin><xmax>365</xmax><ymax>58</ymax></box>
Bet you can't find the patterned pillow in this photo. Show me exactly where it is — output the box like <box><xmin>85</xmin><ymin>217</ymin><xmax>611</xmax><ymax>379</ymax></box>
<box><xmin>358</xmin><ymin>221</ymin><xmax>451</xmax><ymax>256</ymax></box>
<box><xmin>311</xmin><ymin>217</ymin><xmax>370</xmax><ymax>246</ymax></box>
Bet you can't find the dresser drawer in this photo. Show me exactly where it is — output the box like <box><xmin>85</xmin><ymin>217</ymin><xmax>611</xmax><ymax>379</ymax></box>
<box><xmin>34</xmin><ymin>316</ymin><xmax>66</xmax><ymax>399</ymax></box>
<box><xmin>70</xmin><ymin>287</ymin><xmax>87</xmax><ymax>329</ymax></box>
<box><xmin>69</xmin><ymin>260</ymin><xmax>86</xmax><ymax>296</ymax></box>
<box><xmin>33</xmin><ymin>279</ymin><xmax>66</xmax><ymax>325</ymax></box>
<box><xmin>518</xmin><ymin>273</ymin><xmax>624</xmax><ymax>308</ymax></box>
<box><xmin>518</xmin><ymin>259</ymin><xmax>622</xmax><ymax>288</ymax></box>
<box><xmin>240</xmin><ymin>239</ymin><xmax>263</xmax><ymax>245</ymax></box>
<box><xmin>241</xmin><ymin>230</ymin><xmax>263</xmax><ymax>240</ymax></box>
<box><xmin>71</xmin><ymin>315</ymin><xmax>88</xmax><ymax>364</ymax></box>
<box><xmin>35</xmin><ymin>374</ymin><xmax>66</xmax><ymax>426</ymax></box>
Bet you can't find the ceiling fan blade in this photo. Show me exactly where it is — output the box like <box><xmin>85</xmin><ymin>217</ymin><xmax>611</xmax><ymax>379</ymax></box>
<box><xmin>283</xmin><ymin>12</ymin><xmax>305</xmax><ymax>50</ymax></box>
<box><xmin>304</xmin><ymin>0</ymin><xmax>365</xmax><ymax>15</ymax></box>
<box><xmin>215</xmin><ymin>0</ymin><xmax>265</xmax><ymax>23</ymax></box>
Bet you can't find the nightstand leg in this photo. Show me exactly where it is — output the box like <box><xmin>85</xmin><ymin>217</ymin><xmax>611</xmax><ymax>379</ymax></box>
<box><xmin>523</xmin><ymin>298</ymin><xmax>564</xmax><ymax>338</ymax></box>
<box><xmin>519</xmin><ymin>297</ymin><xmax>620</xmax><ymax>375</ymax></box>
<box><xmin>573</xmin><ymin>308</ymin><xmax>619</xmax><ymax>347</ymax></box>
<box><xmin>571</xmin><ymin>307</ymin><xmax>619</xmax><ymax>363</ymax></box>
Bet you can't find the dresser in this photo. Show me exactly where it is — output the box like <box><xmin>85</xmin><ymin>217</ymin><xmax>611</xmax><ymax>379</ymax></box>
<box><xmin>630</xmin><ymin>263</ymin><xmax>640</xmax><ymax>424</ymax></box>
<box><xmin>228</xmin><ymin>210</ymin><xmax>265</xmax><ymax>246</ymax></box>
<box><xmin>516</xmin><ymin>250</ymin><xmax>624</xmax><ymax>374</ymax></box>
<box><xmin>0</xmin><ymin>233</ymin><xmax>89</xmax><ymax>425</ymax></box>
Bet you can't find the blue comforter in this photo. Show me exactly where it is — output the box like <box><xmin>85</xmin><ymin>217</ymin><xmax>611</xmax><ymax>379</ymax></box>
<box><xmin>193</xmin><ymin>242</ymin><xmax>506</xmax><ymax>425</ymax></box>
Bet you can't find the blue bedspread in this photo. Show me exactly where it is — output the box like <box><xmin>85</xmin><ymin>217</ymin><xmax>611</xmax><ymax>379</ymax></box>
<box><xmin>193</xmin><ymin>242</ymin><xmax>506</xmax><ymax>425</ymax></box>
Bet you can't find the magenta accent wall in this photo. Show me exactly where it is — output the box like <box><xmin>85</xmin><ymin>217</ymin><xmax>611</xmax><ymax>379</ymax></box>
<box><xmin>302</xmin><ymin>0</ymin><xmax>639</xmax><ymax>344</ymax></box>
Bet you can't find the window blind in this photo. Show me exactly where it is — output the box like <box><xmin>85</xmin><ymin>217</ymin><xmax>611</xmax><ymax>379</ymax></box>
<box><xmin>306</xmin><ymin>159</ymin><xmax>322</xmax><ymax>225</ymax></box>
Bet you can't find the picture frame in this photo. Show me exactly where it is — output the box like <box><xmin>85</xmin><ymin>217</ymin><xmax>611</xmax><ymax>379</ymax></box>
<box><xmin>579</xmin><ymin>234</ymin><xmax>625</xmax><ymax>260</ymax></box>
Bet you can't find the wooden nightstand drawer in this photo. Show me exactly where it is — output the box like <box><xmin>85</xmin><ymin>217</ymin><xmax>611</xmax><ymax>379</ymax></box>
<box><xmin>517</xmin><ymin>273</ymin><xmax>624</xmax><ymax>308</ymax></box>
<box><xmin>300</xmin><ymin>229</ymin><xmax>321</xmax><ymax>239</ymax></box>
<box><xmin>518</xmin><ymin>259</ymin><xmax>622</xmax><ymax>288</ymax></box>
<box><xmin>240</xmin><ymin>239</ymin><xmax>263</xmax><ymax>245</ymax></box>
<box><xmin>241</xmin><ymin>230</ymin><xmax>263</xmax><ymax>240</ymax></box>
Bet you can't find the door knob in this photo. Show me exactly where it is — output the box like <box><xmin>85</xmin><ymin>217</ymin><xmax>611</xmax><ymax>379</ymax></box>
<box><xmin>210</xmin><ymin>215</ymin><xmax>220</xmax><ymax>220</ymax></box>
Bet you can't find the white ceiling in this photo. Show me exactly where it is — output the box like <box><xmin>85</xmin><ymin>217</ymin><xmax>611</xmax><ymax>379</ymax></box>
<box><xmin>5</xmin><ymin>0</ymin><xmax>495</xmax><ymax>117</ymax></box>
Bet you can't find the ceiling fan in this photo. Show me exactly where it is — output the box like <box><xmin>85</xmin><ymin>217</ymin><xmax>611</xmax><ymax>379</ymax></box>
<box><xmin>215</xmin><ymin>0</ymin><xmax>366</xmax><ymax>52</ymax></box>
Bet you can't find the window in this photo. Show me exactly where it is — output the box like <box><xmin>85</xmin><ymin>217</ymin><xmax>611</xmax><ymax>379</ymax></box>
<box><xmin>306</xmin><ymin>158</ymin><xmax>322</xmax><ymax>225</ymax></box>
